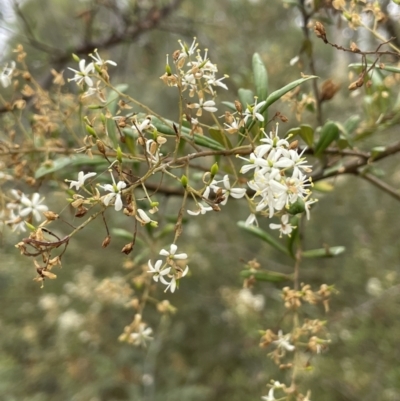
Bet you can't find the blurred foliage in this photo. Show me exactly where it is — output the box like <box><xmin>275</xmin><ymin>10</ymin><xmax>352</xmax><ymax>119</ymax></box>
<box><xmin>1</xmin><ymin>0</ymin><xmax>400</xmax><ymax>401</ymax></box>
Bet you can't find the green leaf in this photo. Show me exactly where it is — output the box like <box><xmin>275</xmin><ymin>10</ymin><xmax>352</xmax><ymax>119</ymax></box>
<box><xmin>252</xmin><ymin>53</ymin><xmax>268</xmax><ymax>100</ymax></box>
<box><xmin>343</xmin><ymin>115</ymin><xmax>361</xmax><ymax>135</ymax></box>
<box><xmin>106</xmin><ymin>84</ymin><xmax>129</xmax><ymax>147</ymax></box>
<box><xmin>35</xmin><ymin>157</ymin><xmax>74</xmax><ymax>179</ymax></box>
<box><xmin>370</xmin><ymin>146</ymin><xmax>386</xmax><ymax>160</ymax></box>
<box><xmin>209</xmin><ymin>128</ymin><xmax>232</xmax><ymax>149</ymax></box>
<box><xmin>150</xmin><ymin>118</ymin><xmax>226</xmax><ymax>151</ymax></box>
<box><xmin>237</xmin><ymin>221</ymin><xmax>290</xmax><ymax>256</ymax></box>
<box><xmin>35</xmin><ymin>155</ymin><xmax>107</xmax><ymax>179</ymax></box>
<box><xmin>238</xmin><ymin>88</ymin><xmax>254</xmax><ymax>108</ymax></box>
<box><xmin>299</xmin><ymin>124</ymin><xmax>314</xmax><ymax>147</ymax></box>
<box><xmin>221</xmin><ymin>101</ymin><xmax>236</xmax><ymax>111</ymax></box>
<box><xmin>349</xmin><ymin>63</ymin><xmax>400</xmax><ymax>74</ymax></box>
<box><xmin>302</xmin><ymin>246</ymin><xmax>345</xmax><ymax>258</ymax></box>
<box><xmin>314</xmin><ymin>121</ymin><xmax>339</xmax><ymax>156</ymax></box>
<box><xmin>247</xmin><ymin>76</ymin><xmax>318</xmax><ymax>132</ymax></box>
<box><xmin>240</xmin><ymin>269</ymin><xmax>292</xmax><ymax>282</ymax></box>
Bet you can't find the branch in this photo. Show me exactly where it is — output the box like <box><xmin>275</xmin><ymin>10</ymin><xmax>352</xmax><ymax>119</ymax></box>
<box><xmin>360</xmin><ymin>173</ymin><xmax>400</xmax><ymax>202</ymax></box>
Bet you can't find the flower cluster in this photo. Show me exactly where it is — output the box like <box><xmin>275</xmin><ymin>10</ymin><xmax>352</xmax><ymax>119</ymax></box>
<box><xmin>239</xmin><ymin>124</ymin><xmax>316</xmax><ymax>236</ymax></box>
<box><xmin>68</xmin><ymin>49</ymin><xmax>117</xmax><ymax>97</ymax></box>
<box><xmin>160</xmin><ymin>38</ymin><xmax>228</xmax><ymax>119</ymax></box>
<box><xmin>147</xmin><ymin>244</ymin><xmax>189</xmax><ymax>293</ymax></box>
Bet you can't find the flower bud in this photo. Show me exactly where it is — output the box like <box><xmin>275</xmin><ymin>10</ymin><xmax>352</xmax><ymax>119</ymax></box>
<box><xmin>96</xmin><ymin>140</ymin><xmax>106</xmax><ymax>155</ymax></box>
<box><xmin>116</xmin><ymin>146</ymin><xmax>123</xmax><ymax>163</ymax></box>
<box><xmin>85</xmin><ymin>124</ymin><xmax>97</xmax><ymax>137</ymax></box>
<box><xmin>210</xmin><ymin>162</ymin><xmax>219</xmax><ymax>178</ymax></box>
<box><xmin>121</xmin><ymin>242</ymin><xmax>134</xmax><ymax>255</ymax></box>
<box><xmin>102</xmin><ymin>235</ymin><xmax>111</xmax><ymax>248</ymax></box>
<box><xmin>286</xmin><ymin>198</ymin><xmax>305</xmax><ymax>215</ymax></box>
<box><xmin>72</xmin><ymin>53</ymin><xmax>80</xmax><ymax>62</ymax></box>
<box><xmin>180</xmin><ymin>175</ymin><xmax>188</xmax><ymax>188</ymax></box>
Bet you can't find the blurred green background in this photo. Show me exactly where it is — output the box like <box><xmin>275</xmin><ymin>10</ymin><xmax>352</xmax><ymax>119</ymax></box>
<box><xmin>1</xmin><ymin>0</ymin><xmax>400</xmax><ymax>400</ymax></box>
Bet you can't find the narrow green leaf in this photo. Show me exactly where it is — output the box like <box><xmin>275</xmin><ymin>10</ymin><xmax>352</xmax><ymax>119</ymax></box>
<box><xmin>314</xmin><ymin>121</ymin><xmax>339</xmax><ymax>156</ymax></box>
<box><xmin>150</xmin><ymin>118</ymin><xmax>226</xmax><ymax>151</ymax></box>
<box><xmin>299</xmin><ymin>124</ymin><xmax>314</xmax><ymax>147</ymax></box>
<box><xmin>240</xmin><ymin>269</ymin><xmax>292</xmax><ymax>282</ymax></box>
<box><xmin>343</xmin><ymin>115</ymin><xmax>361</xmax><ymax>135</ymax></box>
<box><xmin>252</xmin><ymin>53</ymin><xmax>268</xmax><ymax>100</ymax></box>
<box><xmin>209</xmin><ymin>128</ymin><xmax>232</xmax><ymax>149</ymax></box>
<box><xmin>349</xmin><ymin>63</ymin><xmax>400</xmax><ymax>74</ymax></box>
<box><xmin>35</xmin><ymin>157</ymin><xmax>74</xmax><ymax>179</ymax></box>
<box><xmin>370</xmin><ymin>146</ymin><xmax>386</xmax><ymax>160</ymax></box>
<box><xmin>302</xmin><ymin>246</ymin><xmax>345</xmax><ymax>258</ymax></box>
<box><xmin>237</xmin><ymin>221</ymin><xmax>290</xmax><ymax>256</ymax></box>
<box><xmin>221</xmin><ymin>101</ymin><xmax>236</xmax><ymax>111</ymax></box>
<box><xmin>35</xmin><ymin>155</ymin><xmax>107</xmax><ymax>179</ymax></box>
<box><xmin>247</xmin><ymin>76</ymin><xmax>318</xmax><ymax>132</ymax></box>
<box><xmin>262</xmin><ymin>76</ymin><xmax>318</xmax><ymax>111</ymax></box>
<box><xmin>238</xmin><ymin>88</ymin><xmax>254</xmax><ymax>108</ymax></box>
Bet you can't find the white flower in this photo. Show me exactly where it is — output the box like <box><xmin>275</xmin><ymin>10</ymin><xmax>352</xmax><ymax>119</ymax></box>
<box><xmin>5</xmin><ymin>209</ymin><xmax>27</xmax><ymax>232</ymax></box>
<box><xmin>161</xmin><ymin>275</ymin><xmax>177</xmax><ymax>293</ymax></box>
<box><xmin>261</xmin><ymin>388</ymin><xmax>276</xmax><ymax>401</ymax></box>
<box><xmin>0</xmin><ymin>61</ymin><xmax>15</xmax><ymax>88</ymax></box>
<box><xmin>159</xmin><ymin>244</ymin><xmax>187</xmax><ymax>260</ymax></box>
<box><xmin>89</xmin><ymin>49</ymin><xmax>117</xmax><ymax>66</ymax></box>
<box><xmin>273</xmin><ymin>330</ymin><xmax>295</xmax><ymax>352</ymax></box>
<box><xmin>243</xmin><ymin>98</ymin><xmax>266</xmax><ymax>124</ymax></box>
<box><xmin>137</xmin><ymin>209</ymin><xmax>158</xmax><ymax>226</ymax></box>
<box><xmin>19</xmin><ymin>193</ymin><xmax>48</xmax><ymax>222</ymax></box>
<box><xmin>99</xmin><ymin>174</ymin><xmax>127</xmax><ymax>211</ymax></box>
<box><xmin>160</xmin><ymin>265</ymin><xmax>189</xmax><ymax>293</ymax></box>
<box><xmin>130</xmin><ymin>323</ymin><xmax>153</xmax><ymax>347</ymax></box>
<box><xmin>68</xmin><ymin>59</ymin><xmax>94</xmax><ymax>87</ymax></box>
<box><xmin>147</xmin><ymin>260</ymin><xmax>170</xmax><ymax>282</ymax></box>
<box><xmin>245</xmin><ymin>213</ymin><xmax>258</xmax><ymax>226</ymax></box>
<box><xmin>132</xmin><ymin>117</ymin><xmax>155</xmax><ymax>134</ymax></box>
<box><xmin>178</xmin><ymin>37</ymin><xmax>198</xmax><ymax>58</ymax></box>
<box><xmin>66</xmin><ymin>171</ymin><xmax>96</xmax><ymax>190</ymax></box>
<box><xmin>269</xmin><ymin>214</ymin><xmax>295</xmax><ymax>237</ymax></box>
<box><xmin>188</xmin><ymin>97</ymin><xmax>218</xmax><ymax>116</ymax></box>
<box><xmin>209</xmin><ymin>175</ymin><xmax>246</xmax><ymax>206</ymax></box>
<box><xmin>187</xmin><ymin>203</ymin><xmax>213</xmax><ymax>216</ymax></box>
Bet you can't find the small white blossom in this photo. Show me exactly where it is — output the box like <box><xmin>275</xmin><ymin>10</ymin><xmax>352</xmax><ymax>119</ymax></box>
<box><xmin>68</xmin><ymin>59</ymin><xmax>94</xmax><ymax>87</ymax></box>
<box><xmin>273</xmin><ymin>330</ymin><xmax>295</xmax><ymax>352</ymax></box>
<box><xmin>187</xmin><ymin>203</ymin><xmax>213</xmax><ymax>216</ymax></box>
<box><xmin>0</xmin><ymin>61</ymin><xmax>15</xmax><ymax>88</ymax></box>
<box><xmin>209</xmin><ymin>175</ymin><xmax>246</xmax><ymax>206</ymax></box>
<box><xmin>147</xmin><ymin>260</ymin><xmax>170</xmax><ymax>282</ymax></box>
<box><xmin>137</xmin><ymin>209</ymin><xmax>158</xmax><ymax>226</ymax></box>
<box><xmin>178</xmin><ymin>37</ymin><xmax>198</xmax><ymax>59</ymax></box>
<box><xmin>189</xmin><ymin>97</ymin><xmax>218</xmax><ymax>116</ymax></box>
<box><xmin>130</xmin><ymin>323</ymin><xmax>153</xmax><ymax>347</ymax></box>
<box><xmin>89</xmin><ymin>49</ymin><xmax>117</xmax><ymax>67</ymax></box>
<box><xmin>99</xmin><ymin>173</ymin><xmax>126</xmax><ymax>211</ymax></box>
<box><xmin>269</xmin><ymin>214</ymin><xmax>295</xmax><ymax>237</ymax></box>
<box><xmin>245</xmin><ymin>213</ymin><xmax>258</xmax><ymax>226</ymax></box>
<box><xmin>160</xmin><ymin>265</ymin><xmax>189</xmax><ymax>293</ymax></box>
<box><xmin>261</xmin><ymin>388</ymin><xmax>276</xmax><ymax>401</ymax></box>
<box><xmin>243</xmin><ymin>98</ymin><xmax>266</xmax><ymax>124</ymax></box>
<box><xmin>66</xmin><ymin>171</ymin><xmax>96</xmax><ymax>190</ymax></box>
<box><xmin>19</xmin><ymin>193</ymin><xmax>48</xmax><ymax>222</ymax></box>
<box><xmin>159</xmin><ymin>244</ymin><xmax>187</xmax><ymax>260</ymax></box>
